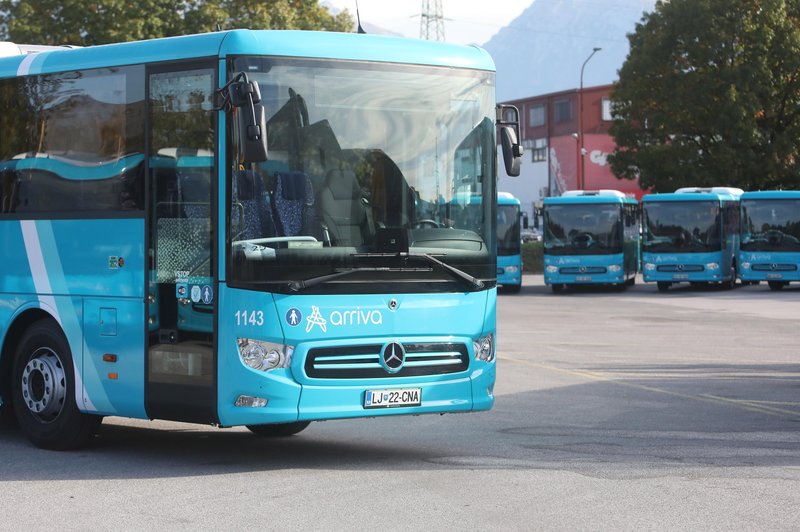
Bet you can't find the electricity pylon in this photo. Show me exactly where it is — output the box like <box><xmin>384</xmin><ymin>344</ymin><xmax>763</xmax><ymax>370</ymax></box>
<box><xmin>419</xmin><ymin>0</ymin><xmax>446</xmax><ymax>41</ymax></box>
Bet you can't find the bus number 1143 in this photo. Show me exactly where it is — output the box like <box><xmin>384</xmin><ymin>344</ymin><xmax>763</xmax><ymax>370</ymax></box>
<box><xmin>235</xmin><ymin>310</ymin><xmax>265</xmax><ymax>326</ymax></box>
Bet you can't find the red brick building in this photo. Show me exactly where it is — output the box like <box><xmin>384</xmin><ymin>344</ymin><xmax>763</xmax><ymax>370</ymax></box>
<box><xmin>498</xmin><ymin>85</ymin><xmax>646</xmax><ymax>218</ymax></box>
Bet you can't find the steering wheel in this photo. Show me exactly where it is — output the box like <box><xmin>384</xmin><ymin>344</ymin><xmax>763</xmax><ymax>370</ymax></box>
<box><xmin>408</xmin><ymin>219</ymin><xmax>440</xmax><ymax>229</ymax></box>
<box><xmin>571</xmin><ymin>232</ymin><xmax>593</xmax><ymax>248</ymax></box>
<box><xmin>765</xmin><ymin>229</ymin><xmax>784</xmax><ymax>244</ymax></box>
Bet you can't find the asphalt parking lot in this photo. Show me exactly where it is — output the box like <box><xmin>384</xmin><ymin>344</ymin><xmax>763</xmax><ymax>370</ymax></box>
<box><xmin>1</xmin><ymin>274</ymin><xmax>799</xmax><ymax>530</ymax></box>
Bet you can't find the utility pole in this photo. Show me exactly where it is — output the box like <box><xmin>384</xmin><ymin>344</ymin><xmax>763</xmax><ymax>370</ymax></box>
<box><xmin>420</xmin><ymin>0</ymin><xmax>446</xmax><ymax>41</ymax></box>
<box><xmin>578</xmin><ymin>47</ymin><xmax>601</xmax><ymax>190</ymax></box>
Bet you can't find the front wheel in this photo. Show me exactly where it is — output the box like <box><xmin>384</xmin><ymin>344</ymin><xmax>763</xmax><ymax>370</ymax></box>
<box><xmin>551</xmin><ymin>283</ymin><xmax>565</xmax><ymax>294</ymax></box>
<box><xmin>12</xmin><ymin>320</ymin><xmax>102</xmax><ymax>450</ymax></box>
<box><xmin>503</xmin><ymin>283</ymin><xmax>521</xmax><ymax>294</ymax></box>
<box><xmin>246</xmin><ymin>421</ymin><xmax>311</xmax><ymax>437</ymax></box>
<box><xmin>725</xmin><ymin>267</ymin><xmax>737</xmax><ymax>290</ymax></box>
<box><xmin>657</xmin><ymin>282</ymin><xmax>671</xmax><ymax>292</ymax></box>
<box><xmin>768</xmin><ymin>281</ymin><xmax>786</xmax><ymax>291</ymax></box>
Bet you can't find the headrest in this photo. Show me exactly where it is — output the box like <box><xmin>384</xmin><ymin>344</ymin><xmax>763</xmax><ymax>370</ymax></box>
<box><xmin>275</xmin><ymin>171</ymin><xmax>310</xmax><ymax>201</ymax></box>
<box><xmin>325</xmin><ymin>169</ymin><xmax>359</xmax><ymax>200</ymax></box>
<box><xmin>234</xmin><ymin>170</ymin><xmax>259</xmax><ymax>201</ymax></box>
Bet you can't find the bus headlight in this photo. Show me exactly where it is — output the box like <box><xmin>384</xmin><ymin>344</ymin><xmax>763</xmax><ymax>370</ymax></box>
<box><xmin>705</xmin><ymin>262</ymin><xmax>719</xmax><ymax>271</ymax></box>
<box><xmin>741</xmin><ymin>262</ymin><xmax>751</xmax><ymax>270</ymax></box>
<box><xmin>473</xmin><ymin>333</ymin><xmax>495</xmax><ymax>362</ymax></box>
<box><xmin>608</xmin><ymin>264</ymin><xmax>622</xmax><ymax>273</ymax></box>
<box><xmin>644</xmin><ymin>263</ymin><xmax>655</xmax><ymax>271</ymax></box>
<box><xmin>237</xmin><ymin>339</ymin><xmax>293</xmax><ymax>371</ymax></box>
<box><xmin>505</xmin><ymin>265</ymin><xmax>519</xmax><ymax>274</ymax></box>
<box><xmin>545</xmin><ymin>265</ymin><xmax>558</xmax><ymax>273</ymax></box>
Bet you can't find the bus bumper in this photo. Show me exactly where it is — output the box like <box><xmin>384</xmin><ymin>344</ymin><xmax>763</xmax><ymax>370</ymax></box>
<box><xmin>217</xmin><ymin>360</ymin><xmax>495</xmax><ymax>426</ymax></box>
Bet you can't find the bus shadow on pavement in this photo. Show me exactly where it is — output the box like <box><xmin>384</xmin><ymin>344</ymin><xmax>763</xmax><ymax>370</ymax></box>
<box><xmin>3</xmin><ymin>360</ymin><xmax>800</xmax><ymax>480</ymax></box>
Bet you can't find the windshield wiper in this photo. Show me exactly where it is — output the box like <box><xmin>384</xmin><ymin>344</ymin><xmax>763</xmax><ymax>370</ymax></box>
<box><xmin>287</xmin><ymin>252</ymin><xmax>486</xmax><ymax>292</ymax></box>
<box><xmin>287</xmin><ymin>266</ymin><xmax>431</xmax><ymax>292</ymax></box>
<box><xmin>354</xmin><ymin>252</ymin><xmax>485</xmax><ymax>290</ymax></box>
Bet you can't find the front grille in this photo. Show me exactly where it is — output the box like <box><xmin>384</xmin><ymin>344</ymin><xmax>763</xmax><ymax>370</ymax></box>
<box><xmin>656</xmin><ymin>264</ymin><xmax>704</xmax><ymax>272</ymax></box>
<box><xmin>752</xmin><ymin>263</ymin><xmax>797</xmax><ymax>272</ymax></box>
<box><xmin>559</xmin><ymin>266</ymin><xmax>607</xmax><ymax>274</ymax></box>
<box><xmin>305</xmin><ymin>342</ymin><xmax>469</xmax><ymax>379</ymax></box>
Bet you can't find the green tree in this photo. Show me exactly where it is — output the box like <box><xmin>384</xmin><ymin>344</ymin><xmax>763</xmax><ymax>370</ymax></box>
<box><xmin>0</xmin><ymin>0</ymin><xmax>353</xmax><ymax>46</ymax></box>
<box><xmin>0</xmin><ymin>1</ymin><xmax>187</xmax><ymax>45</ymax></box>
<box><xmin>183</xmin><ymin>0</ymin><xmax>353</xmax><ymax>34</ymax></box>
<box><xmin>609</xmin><ymin>0</ymin><xmax>800</xmax><ymax>192</ymax></box>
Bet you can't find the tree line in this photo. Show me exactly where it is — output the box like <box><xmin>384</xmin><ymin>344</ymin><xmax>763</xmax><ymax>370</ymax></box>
<box><xmin>609</xmin><ymin>0</ymin><xmax>800</xmax><ymax>192</ymax></box>
<box><xmin>0</xmin><ymin>0</ymin><xmax>354</xmax><ymax>46</ymax></box>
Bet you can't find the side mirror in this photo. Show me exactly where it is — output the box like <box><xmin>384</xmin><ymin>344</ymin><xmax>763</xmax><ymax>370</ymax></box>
<box><xmin>228</xmin><ymin>77</ymin><xmax>268</xmax><ymax>163</ymax></box>
<box><xmin>496</xmin><ymin>104</ymin><xmax>523</xmax><ymax>177</ymax></box>
<box><xmin>238</xmin><ymin>104</ymin><xmax>268</xmax><ymax>163</ymax></box>
<box><xmin>500</xmin><ymin>126</ymin><xmax>522</xmax><ymax>177</ymax></box>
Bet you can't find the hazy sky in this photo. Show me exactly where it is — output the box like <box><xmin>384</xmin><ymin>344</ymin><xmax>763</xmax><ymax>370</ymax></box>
<box><xmin>325</xmin><ymin>0</ymin><xmax>534</xmax><ymax>45</ymax></box>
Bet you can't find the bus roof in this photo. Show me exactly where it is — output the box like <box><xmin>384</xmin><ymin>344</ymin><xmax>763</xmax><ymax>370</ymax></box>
<box><xmin>674</xmin><ymin>186</ymin><xmax>744</xmax><ymax>196</ymax></box>
<box><xmin>544</xmin><ymin>190</ymin><xmax>637</xmax><ymax>206</ymax></box>
<box><xmin>498</xmin><ymin>191</ymin><xmax>520</xmax><ymax>206</ymax></box>
<box><xmin>0</xmin><ymin>29</ymin><xmax>495</xmax><ymax>79</ymax></box>
<box><xmin>643</xmin><ymin>187</ymin><xmax>743</xmax><ymax>203</ymax></box>
<box><xmin>740</xmin><ymin>190</ymin><xmax>800</xmax><ymax>200</ymax></box>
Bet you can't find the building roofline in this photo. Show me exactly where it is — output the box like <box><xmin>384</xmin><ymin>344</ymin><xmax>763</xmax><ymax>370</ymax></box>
<box><xmin>500</xmin><ymin>83</ymin><xmax>615</xmax><ymax>106</ymax></box>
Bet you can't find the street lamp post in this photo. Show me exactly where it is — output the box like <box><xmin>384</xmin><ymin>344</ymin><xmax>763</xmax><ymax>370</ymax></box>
<box><xmin>579</xmin><ymin>47</ymin><xmax>601</xmax><ymax>190</ymax></box>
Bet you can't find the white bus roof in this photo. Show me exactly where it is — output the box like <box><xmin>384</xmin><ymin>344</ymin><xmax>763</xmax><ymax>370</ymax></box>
<box><xmin>560</xmin><ymin>189</ymin><xmax>627</xmax><ymax>198</ymax></box>
<box><xmin>0</xmin><ymin>42</ymin><xmax>80</xmax><ymax>58</ymax></box>
<box><xmin>675</xmin><ymin>187</ymin><xmax>744</xmax><ymax>195</ymax></box>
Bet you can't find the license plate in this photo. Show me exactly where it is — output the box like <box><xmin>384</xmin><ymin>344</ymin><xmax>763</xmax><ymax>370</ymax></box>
<box><xmin>767</xmin><ymin>273</ymin><xmax>783</xmax><ymax>279</ymax></box>
<box><xmin>364</xmin><ymin>388</ymin><xmax>421</xmax><ymax>409</ymax></box>
<box><xmin>575</xmin><ymin>276</ymin><xmax>592</xmax><ymax>282</ymax></box>
<box><xmin>673</xmin><ymin>274</ymin><xmax>689</xmax><ymax>280</ymax></box>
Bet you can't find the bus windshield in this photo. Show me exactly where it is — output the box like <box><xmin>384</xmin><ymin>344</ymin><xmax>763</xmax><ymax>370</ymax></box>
<box><xmin>643</xmin><ymin>200</ymin><xmax>721</xmax><ymax>252</ymax></box>
<box><xmin>228</xmin><ymin>57</ymin><xmax>496</xmax><ymax>292</ymax></box>
<box><xmin>740</xmin><ymin>199</ymin><xmax>800</xmax><ymax>251</ymax></box>
<box><xmin>544</xmin><ymin>203</ymin><xmax>623</xmax><ymax>255</ymax></box>
<box><xmin>497</xmin><ymin>203</ymin><xmax>521</xmax><ymax>256</ymax></box>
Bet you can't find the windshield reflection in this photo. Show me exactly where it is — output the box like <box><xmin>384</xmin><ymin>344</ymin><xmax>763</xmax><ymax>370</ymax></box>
<box><xmin>643</xmin><ymin>201</ymin><xmax>721</xmax><ymax>252</ymax></box>
<box><xmin>497</xmin><ymin>204</ymin><xmax>521</xmax><ymax>255</ymax></box>
<box><xmin>741</xmin><ymin>199</ymin><xmax>800</xmax><ymax>251</ymax></box>
<box><xmin>544</xmin><ymin>204</ymin><xmax>623</xmax><ymax>255</ymax></box>
<box><xmin>227</xmin><ymin>57</ymin><xmax>497</xmax><ymax>292</ymax></box>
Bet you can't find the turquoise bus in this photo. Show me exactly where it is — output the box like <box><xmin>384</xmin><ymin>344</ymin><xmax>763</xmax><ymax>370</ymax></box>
<box><xmin>497</xmin><ymin>191</ymin><xmax>525</xmax><ymax>292</ymax></box>
<box><xmin>0</xmin><ymin>30</ymin><xmax>522</xmax><ymax>449</ymax></box>
<box><xmin>542</xmin><ymin>190</ymin><xmax>639</xmax><ymax>292</ymax></box>
<box><xmin>641</xmin><ymin>187</ymin><xmax>742</xmax><ymax>292</ymax></box>
<box><xmin>738</xmin><ymin>190</ymin><xmax>800</xmax><ymax>290</ymax></box>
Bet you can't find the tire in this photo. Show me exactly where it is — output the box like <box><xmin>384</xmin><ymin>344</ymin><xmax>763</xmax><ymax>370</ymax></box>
<box><xmin>768</xmin><ymin>281</ymin><xmax>785</xmax><ymax>291</ymax></box>
<box><xmin>12</xmin><ymin>320</ymin><xmax>102</xmax><ymax>450</ymax></box>
<box><xmin>725</xmin><ymin>267</ymin><xmax>737</xmax><ymax>290</ymax></box>
<box><xmin>551</xmin><ymin>283</ymin><xmax>564</xmax><ymax>294</ymax></box>
<box><xmin>246</xmin><ymin>421</ymin><xmax>311</xmax><ymax>437</ymax></box>
<box><xmin>506</xmin><ymin>283</ymin><xmax>521</xmax><ymax>294</ymax></box>
<box><xmin>657</xmin><ymin>282</ymin><xmax>670</xmax><ymax>292</ymax></box>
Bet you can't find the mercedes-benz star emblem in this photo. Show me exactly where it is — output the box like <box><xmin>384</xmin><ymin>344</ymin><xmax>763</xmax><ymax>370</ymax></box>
<box><xmin>381</xmin><ymin>342</ymin><xmax>405</xmax><ymax>373</ymax></box>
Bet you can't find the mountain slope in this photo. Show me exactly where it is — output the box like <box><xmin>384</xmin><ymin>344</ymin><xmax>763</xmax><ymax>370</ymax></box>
<box><xmin>484</xmin><ymin>0</ymin><xmax>656</xmax><ymax>101</ymax></box>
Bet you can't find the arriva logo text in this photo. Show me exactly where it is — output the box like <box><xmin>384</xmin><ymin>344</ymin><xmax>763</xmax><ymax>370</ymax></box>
<box><xmin>330</xmin><ymin>308</ymin><xmax>383</xmax><ymax>326</ymax></box>
<box><xmin>303</xmin><ymin>305</ymin><xmax>383</xmax><ymax>333</ymax></box>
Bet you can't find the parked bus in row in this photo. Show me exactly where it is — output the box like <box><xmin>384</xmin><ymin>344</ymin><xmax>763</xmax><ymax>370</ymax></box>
<box><xmin>641</xmin><ymin>187</ymin><xmax>742</xmax><ymax>292</ymax></box>
<box><xmin>0</xmin><ymin>30</ymin><xmax>523</xmax><ymax>449</ymax></box>
<box><xmin>497</xmin><ymin>191</ymin><xmax>527</xmax><ymax>292</ymax></box>
<box><xmin>738</xmin><ymin>190</ymin><xmax>800</xmax><ymax>290</ymax></box>
<box><xmin>542</xmin><ymin>190</ymin><xmax>639</xmax><ymax>293</ymax></box>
